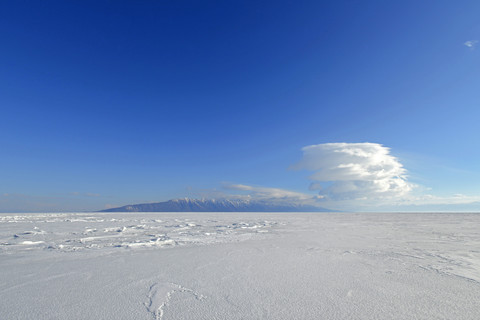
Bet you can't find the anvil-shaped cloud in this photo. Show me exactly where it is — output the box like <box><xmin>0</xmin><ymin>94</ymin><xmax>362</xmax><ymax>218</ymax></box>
<box><xmin>292</xmin><ymin>143</ymin><xmax>413</xmax><ymax>200</ymax></box>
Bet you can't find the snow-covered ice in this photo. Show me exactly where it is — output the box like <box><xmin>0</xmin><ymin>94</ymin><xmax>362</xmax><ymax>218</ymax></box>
<box><xmin>1</xmin><ymin>212</ymin><xmax>479</xmax><ymax>319</ymax></box>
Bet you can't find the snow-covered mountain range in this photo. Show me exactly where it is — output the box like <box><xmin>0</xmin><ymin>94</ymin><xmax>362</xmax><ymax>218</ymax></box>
<box><xmin>100</xmin><ymin>198</ymin><xmax>333</xmax><ymax>212</ymax></box>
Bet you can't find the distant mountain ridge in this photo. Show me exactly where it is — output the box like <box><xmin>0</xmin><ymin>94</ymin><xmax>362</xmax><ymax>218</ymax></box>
<box><xmin>100</xmin><ymin>198</ymin><xmax>334</xmax><ymax>212</ymax></box>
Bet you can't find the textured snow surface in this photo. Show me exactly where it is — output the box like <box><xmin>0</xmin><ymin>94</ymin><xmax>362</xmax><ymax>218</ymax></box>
<box><xmin>1</xmin><ymin>212</ymin><xmax>479</xmax><ymax>319</ymax></box>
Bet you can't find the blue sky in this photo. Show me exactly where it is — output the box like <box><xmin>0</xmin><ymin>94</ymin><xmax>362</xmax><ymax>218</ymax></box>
<box><xmin>1</xmin><ymin>1</ymin><xmax>480</xmax><ymax>212</ymax></box>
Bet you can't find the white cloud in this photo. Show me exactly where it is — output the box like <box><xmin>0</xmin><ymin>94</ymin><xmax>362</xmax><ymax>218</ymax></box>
<box><xmin>224</xmin><ymin>184</ymin><xmax>323</xmax><ymax>204</ymax></box>
<box><xmin>292</xmin><ymin>143</ymin><xmax>413</xmax><ymax>200</ymax></box>
<box><xmin>464</xmin><ymin>40</ymin><xmax>478</xmax><ymax>49</ymax></box>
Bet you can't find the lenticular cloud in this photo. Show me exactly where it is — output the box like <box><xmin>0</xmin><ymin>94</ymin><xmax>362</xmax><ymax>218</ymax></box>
<box><xmin>293</xmin><ymin>143</ymin><xmax>412</xmax><ymax>200</ymax></box>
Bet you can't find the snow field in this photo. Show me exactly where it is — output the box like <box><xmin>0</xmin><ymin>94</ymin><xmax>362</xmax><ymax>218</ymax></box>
<box><xmin>1</xmin><ymin>212</ymin><xmax>479</xmax><ymax>319</ymax></box>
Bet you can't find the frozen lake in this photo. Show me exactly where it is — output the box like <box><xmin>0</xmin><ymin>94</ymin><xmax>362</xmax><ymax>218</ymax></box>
<box><xmin>1</xmin><ymin>212</ymin><xmax>479</xmax><ymax>319</ymax></box>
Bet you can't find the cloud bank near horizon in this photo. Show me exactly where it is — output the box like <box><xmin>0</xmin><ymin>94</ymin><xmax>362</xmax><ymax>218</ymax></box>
<box><xmin>292</xmin><ymin>143</ymin><xmax>413</xmax><ymax>201</ymax></box>
<box><xmin>223</xmin><ymin>184</ymin><xmax>322</xmax><ymax>204</ymax></box>
<box><xmin>187</xmin><ymin>141</ymin><xmax>480</xmax><ymax>211</ymax></box>
<box><xmin>174</xmin><ymin>142</ymin><xmax>480</xmax><ymax>211</ymax></box>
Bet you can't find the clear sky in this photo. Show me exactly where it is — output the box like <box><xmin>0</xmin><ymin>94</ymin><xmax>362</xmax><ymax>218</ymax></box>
<box><xmin>1</xmin><ymin>1</ymin><xmax>480</xmax><ymax>212</ymax></box>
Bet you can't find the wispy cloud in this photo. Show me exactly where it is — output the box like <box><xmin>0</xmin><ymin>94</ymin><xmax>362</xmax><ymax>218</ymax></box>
<box><xmin>464</xmin><ymin>40</ymin><xmax>478</xmax><ymax>49</ymax></box>
<box><xmin>292</xmin><ymin>143</ymin><xmax>413</xmax><ymax>201</ymax></box>
<box><xmin>224</xmin><ymin>184</ymin><xmax>322</xmax><ymax>204</ymax></box>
